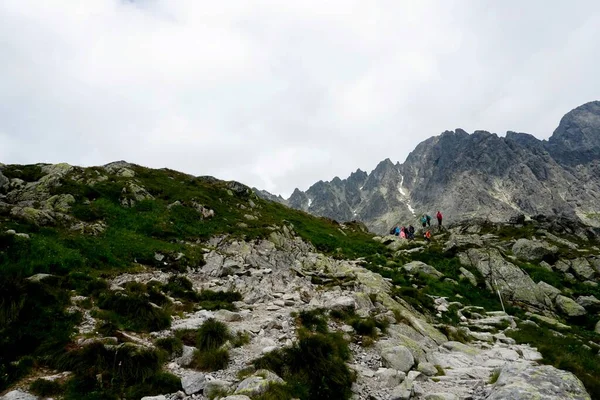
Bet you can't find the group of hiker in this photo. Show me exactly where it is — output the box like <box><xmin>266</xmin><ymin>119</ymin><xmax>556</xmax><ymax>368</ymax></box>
<box><xmin>389</xmin><ymin>211</ymin><xmax>443</xmax><ymax>243</ymax></box>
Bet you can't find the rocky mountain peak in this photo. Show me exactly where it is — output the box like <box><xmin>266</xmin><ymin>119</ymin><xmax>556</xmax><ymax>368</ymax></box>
<box><xmin>548</xmin><ymin>100</ymin><xmax>600</xmax><ymax>164</ymax></box>
<box><xmin>261</xmin><ymin>101</ymin><xmax>600</xmax><ymax>234</ymax></box>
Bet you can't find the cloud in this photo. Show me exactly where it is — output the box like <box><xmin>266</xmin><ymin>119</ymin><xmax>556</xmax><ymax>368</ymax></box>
<box><xmin>1</xmin><ymin>0</ymin><xmax>599</xmax><ymax>197</ymax></box>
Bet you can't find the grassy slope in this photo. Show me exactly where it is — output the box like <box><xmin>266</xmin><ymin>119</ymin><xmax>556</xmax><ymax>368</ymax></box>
<box><xmin>0</xmin><ymin>164</ymin><xmax>599</xmax><ymax>398</ymax></box>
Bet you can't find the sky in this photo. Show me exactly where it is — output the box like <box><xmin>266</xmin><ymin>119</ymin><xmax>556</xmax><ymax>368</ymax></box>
<box><xmin>1</xmin><ymin>1</ymin><xmax>599</xmax><ymax>197</ymax></box>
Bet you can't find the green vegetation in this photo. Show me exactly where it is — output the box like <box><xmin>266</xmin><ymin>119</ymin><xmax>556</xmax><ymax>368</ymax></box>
<box><xmin>253</xmin><ymin>330</ymin><xmax>355</xmax><ymax>400</ymax></box>
<box><xmin>189</xmin><ymin>319</ymin><xmax>232</xmax><ymax>371</ymax></box>
<box><xmin>155</xmin><ymin>337</ymin><xmax>184</xmax><ymax>358</ymax></box>
<box><xmin>295</xmin><ymin>309</ymin><xmax>329</xmax><ymax>333</ymax></box>
<box><xmin>489</xmin><ymin>369</ymin><xmax>501</xmax><ymax>384</ymax></box>
<box><xmin>329</xmin><ymin>309</ymin><xmax>389</xmax><ymax>338</ymax></box>
<box><xmin>29</xmin><ymin>378</ymin><xmax>64</xmax><ymax>397</ymax></box>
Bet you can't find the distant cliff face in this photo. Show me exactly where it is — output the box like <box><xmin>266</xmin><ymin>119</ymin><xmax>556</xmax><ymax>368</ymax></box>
<box><xmin>256</xmin><ymin>101</ymin><xmax>600</xmax><ymax>234</ymax></box>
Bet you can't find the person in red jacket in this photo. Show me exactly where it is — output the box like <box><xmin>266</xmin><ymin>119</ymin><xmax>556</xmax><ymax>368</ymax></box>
<box><xmin>436</xmin><ymin>211</ymin><xmax>443</xmax><ymax>227</ymax></box>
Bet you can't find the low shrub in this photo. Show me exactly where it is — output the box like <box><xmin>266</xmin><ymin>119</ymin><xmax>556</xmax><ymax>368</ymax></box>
<box><xmin>297</xmin><ymin>309</ymin><xmax>328</xmax><ymax>333</ymax></box>
<box><xmin>197</xmin><ymin>318</ymin><xmax>231</xmax><ymax>351</ymax></box>
<box><xmin>190</xmin><ymin>348</ymin><xmax>230</xmax><ymax>371</ymax></box>
<box><xmin>30</xmin><ymin>379</ymin><xmax>64</xmax><ymax>397</ymax></box>
<box><xmin>253</xmin><ymin>331</ymin><xmax>355</xmax><ymax>400</ymax></box>
<box><xmin>155</xmin><ymin>337</ymin><xmax>184</xmax><ymax>357</ymax></box>
<box><xmin>96</xmin><ymin>290</ymin><xmax>171</xmax><ymax>332</ymax></box>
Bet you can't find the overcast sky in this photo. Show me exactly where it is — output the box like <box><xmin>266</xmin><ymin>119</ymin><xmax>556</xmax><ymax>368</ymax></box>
<box><xmin>1</xmin><ymin>1</ymin><xmax>599</xmax><ymax>196</ymax></box>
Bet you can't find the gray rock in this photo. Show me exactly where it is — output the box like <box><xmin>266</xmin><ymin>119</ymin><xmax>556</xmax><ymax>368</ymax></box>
<box><xmin>512</xmin><ymin>238</ymin><xmax>558</xmax><ymax>261</ymax></box>
<box><xmin>329</xmin><ymin>296</ymin><xmax>356</xmax><ymax>312</ymax></box>
<box><xmin>375</xmin><ymin>368</ymin><xmax>406</xmax><ymax>387</ymax></box>
<box><xmin>181</xmin><ymin>372</ymin><xmax>206</xmax><ymax>395</ymax></box>
<box><xmin>380</xmin><ymin>345</ymin><xmax>415</xmax><ymax>372</ymax></box>
<box><xmin>486</xmin><ymin>362</ymin><xmax>590</xmax><ymax>400</ymax></box>
<box><xmin>417</xmin><ymin>361</ymin><xmax>438</xmax><ymax>376</ymax></box>
<box><xmin>571</xmin><ymin>258</ymin><xmax>596</xmax><ymax>280</ymax></box>
<box><xmin>390</xmin><ymin>379</ymin><xmax>413</xmax><ymax>400</ymax></box>
<box><xmin>223</xmin><ymin>396</ymin><xmax>251</xmax><ymax>400</ymax></box>
<box><xmin>576</xmin><ymin>295</ymin><xmax>600</xmax><ymax>308</ymax></box>
<box><xmin>403</xmin><ymin>261</ymin><xmax>443</xmax><ymax>278</ymax></box>
<box><xmin>425</xmin><ymin>394</ymin><xmax>459</xmax><ymax>400</ymax></box>
<box><xmin>536</xmin><ymin>281</ymin><xmax>562</xmax><ymax>301</ymax></box>
<box><xmin>204</xmin><ymin>379</ymin><xmax>232</xmax><ymax>398</ymax></box>
<box><xmin>595</xmin><ymin>320</ymin><xmax>600</xmax><ymax>334</ymax></box>
<box><xmin>554</xmin><ymin>259</ymin><xmax>571</xmax><ymax>272</ymax></box>
<box><xmin>141</xmin><ymin>396</ymin><xmax>166</xmax><ymax>400</ymax></box>
<box><xmin>234</xmin><ymin>370</ymin><xmax>283</xmax><ymax>396</ymax></box>
<box><xmin>26</xmin><ymin>273</ymin><xmax>53</xmax><ymax>282</ymax></box>
<box><xmin>459</xmin><ymin>248</ymin><xmax>552</xmax><ymax>310</ymax></box>
<box><xmin>0</xmin><ymin>391</ymin><xmax>38</xmax><ymax>400</ymax></box>
<box><xmin>555</xmin><ymin>295</ymin><xmax>587</xmax><ymax>317</ymax></box>
<box><xmin>0</xmin><ymin>171</ymin><xmax>9</xmax><ymax>192</ymax></box>
<box><xmin>214</xmin><ymin>309</ymin><xmax>242</xmax><ymax>322</ymax></box>
<box><xmin>459</xmin><ymin>267</ymin><xmax>477</xmax><ymax>286</ymax></box>
<box><xmin>174</xmin><ymin>345</ymin><xmax>195</xmax><ymax>367</ymax></box>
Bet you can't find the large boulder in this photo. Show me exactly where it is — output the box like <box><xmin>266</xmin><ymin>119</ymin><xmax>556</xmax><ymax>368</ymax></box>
<box><xmin>595</xmin><ymin>320</ymin><xmax>600</xmax><ymax>334</ymax></box>
<box><xmin>402</xmin><ymin>261</ymin><xmax>443</xmax><ymax>278</ymax></box>
<box><xmin>576</xmin><ymin>295</ymin><xmax>600</xmax><ymax>309</ymax></box>
<box><xmin>234</xmin><ymin>370</ymin><xmax>284</xmax><ymax>397</ymax></box>
<box><xmin>379</xmin><ymin>345</ymin><xmax>415</xmax><ymax>373</ymax></box>
<box><xmin>181</xmin><ymin>372</ymin><xmax>206</xmax><ymax>395</ymax></box>
<box><xmin>0</xmin><ymin>391</ymin><xmax>38</xmax><ymax>400</ymax></box>
<box><xmin>512</xmin><ymin>238</ymin><xmax>558</xmax><ymax>262</ymax></box>
<box><xmin>485</xmin><ymin>362</ymin><xmax>590</xmax><ymax>400</ymax></box>
<box><xmin>459</xmin><ymin>248</ymin><xmax>552</xmax><ymax>310</ymax></box>
<box><xmin>555</xmin><ymin>295</ymin><xmax>587</xmax><ymax>317</ymax></box>
<box><xmin>536</xmin><ymin>281</ymin><xmax>562</xmax><ymax>301</ymax></box>
<box><xmin>0</xmin><ymin>170</ymin><xmax>8</xmax><ymax>192</ymax></box>
<box><xmin>570</xmin><ymin>258</ymin><xmax>596</xmax><ymax>280</ymax></box>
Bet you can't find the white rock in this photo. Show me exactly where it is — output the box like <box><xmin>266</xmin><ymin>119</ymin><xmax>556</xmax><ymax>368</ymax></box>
<box><xmin>181</xmin><ymin>372</ymin><xmax>206</xmax><ymax>395</ymax></box>
<box><xmin>0</xmin><ymin>391</ymin><xmax>38</xmax><ymax>400</ymax></box>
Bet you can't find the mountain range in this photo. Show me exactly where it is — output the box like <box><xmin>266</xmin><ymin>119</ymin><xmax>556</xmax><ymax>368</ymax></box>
<box><xmin>256</xmin><ymin>101</ymin><xmax>600</xmax><ymax>234</ymax></box>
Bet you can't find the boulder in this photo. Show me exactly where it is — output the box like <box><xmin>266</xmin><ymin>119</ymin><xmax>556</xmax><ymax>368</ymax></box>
<box><xmin>0</xmin><ymin>171</ymin><xmax>8</xmax><ymax>192</ymax></box>
<box><xmin>10</xmin><ymin>207</ymin><xmax>56</xmax><ymax>226</ymax></box>
<box><xmin>511</xmin><ymin>238</ymin><xmax>558</xmax><ymax>261</ymax></box>
<box><xmin>141</xmin><ymin>396</ymin><xmax>166</xmax><ymax>400</ymax></box>
<box><xmin>329</xmin><ymin>296</ymin><xmax>356</xmax><ymax>312</ymax></box>
<box><xmin>204</xmin><ymin>379</ymin><xmax>233</xmax><ymax>398</ymax></box>
<box><xmin>459</xmin><ymin>267</ymin><xmax>477</xmax><ymax>286</ymax></box>
<box><xmin>554</xmin><ymin>260</ymin><xmax>571</xmax><ymax>272</ymax></box>
<box><xmin>120</xmin><ymin>182</ymin><xmax>154</xmax><ymax>207</ymax></box>
<box><xmin>555</xmin><ymin>295</ymin><xmax>587</xmax><ymax>317</ymax></box>
<box><xmin>536</xmin><ymin>281</ymin><xmax>562</xmax><ymax>301</ymax></box>
<box><xmin>375</xmin><ymin>368</ymin><xmax>406</xmax><ymax>387</ymax></box>
<box><xmin>0</xmin><ymin>391</ymin><xmax>38</xmax><ymax>400</ymax></box>
<box><xmin>181</xmin><ymin>372</ymin><xmax>206</xmax><ymax>395</ymax></box>
<box><xmin>45</xmin><ymin>194</ymin><xmax>75</xmax><ymax>213</ymax></box>
<box><xmin>390</xmin><ymin>379</ymin><xmax>413</xmax><ymax>400</ymax></box>
<box><xmin>380</xmin><ymin>345</ymin><xmax>415</xmax><ymax>373</ymax></box>
<box><xmin>417</xmin><ymin>362</ymin><xmax>438</xmax><ymax>376</ymax></box>
<box><xmin>576</xmin><ymin>295</ymin><xmax>600</xmax><ymax>309</ymax></box>
<box><xmin>174</xmin><ymin>345</ymin><xmax>195</xmax><ymax>367</ymax></box>
<box><xmin>459</xmin><ymin>248</ymin><xmax>552</xmax><ymax>310</ymax></box>
<box><xmin>570</xmin><ymin>258</ymin><xmax>596</xmax><ymax>280</ymax></box>
<box><xmin>234</xmin><ymin>370</ymin><xmax>283</xmax><ymax>397</ymax></box>
<box><xmin>486</xmin><ymin>362</ymin><xmax>590</xmax><ymax>400</ymax></box>
<box><xmin>425</xmin><ymin>395</ymin><xmax>459</xmax><ymax>400</ymax></box>
<box><xmin>595</xmin><ymin>320</ymin><xmax>600</xmax><ymax>334</ymax></box>
<box><xmin>214</xmin><ymin>309</ymin><xmax>242</xmax><ymax>322</ymax></box>
<box><xmin>224</xmin><ymin>396</ymin><xmax>251</xmax><ymax>400</ymax></box>
<box><xmin>402</xmin><ymin>261</ymin><xmax>443</xmax><ymax>278</ymax></box>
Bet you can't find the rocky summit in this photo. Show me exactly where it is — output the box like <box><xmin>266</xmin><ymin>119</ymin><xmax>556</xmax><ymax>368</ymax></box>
<box><xmin>262</xmin><ymin>101</ymin><xmax>600</xmax><ymax>234</ymax></box>
<box><xmin>1</xmin><ymin>162</ymin><xmax>599</xmax><ymax>400</ymax></box>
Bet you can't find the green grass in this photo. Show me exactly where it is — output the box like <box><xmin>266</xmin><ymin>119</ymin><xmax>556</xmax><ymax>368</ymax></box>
<box><xmin>253</xmin><ymin>330</ymin><xmax>355</xmax><ymax>400</ymax></box>
<box><xmin>329</xmin><ymin>309</ymin><xmax>388</xmax><ymax>338</ymax></box>
<box><xmin>197</xmin><ymin>319</ymin><xmax>231</xmax><ymax>351</ymax></box>
<box><xmin>296</xmin><ymin>309</ymin><xmax>329</xmax><ymax>334</ymax></box>
<box><xmin>96</xmin><ymin>289</ymin><xmax>171</xmax><ymax>333</ymax></box>
<box><xmin>29</xmin><ymin>379</ymin><xmax>64</xmax><ymax>397</ymax></box>
<box><xmin>155</xmin><ymin>337</ymin><xmax>184</xmax><ymax>357</ymax></box>
<box><xmin>190</xmin><ymin>348</ymin><xmax>230</xmax><ymax>371</ymax></box>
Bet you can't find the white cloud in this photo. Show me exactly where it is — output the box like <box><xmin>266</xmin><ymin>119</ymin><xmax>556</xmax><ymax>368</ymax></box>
<box><xmin>1</xmin><ymin>0</ymin><xmax>599</xmax><ymax>195</ymax></box>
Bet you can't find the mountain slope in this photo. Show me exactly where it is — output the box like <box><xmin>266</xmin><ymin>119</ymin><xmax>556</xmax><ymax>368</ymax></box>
<box><xmin>268</xmin><ymin>101</ymin><xmax>600</xmax><ymax>234</ymax></box>
<box><xmin>0</xmin><ymin>162</ymin><xmax>599</xmax><ymax>399</ymax></box>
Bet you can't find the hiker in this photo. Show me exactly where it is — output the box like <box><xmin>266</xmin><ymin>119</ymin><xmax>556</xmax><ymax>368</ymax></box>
<box><xmin>424</xmin><ymin>229</ymin><xmax>432</xmax><ymax>243</ymax></box>
<box><xmin>408</xmin><ymin>225</ymin><xmax>415</xmax><ymax>240</ymax></box>
<box><xmin>420</xmin><ymin>215</ymin><xmax>427</xmax><ymax>228</ymax></box>
<box><xmin>400</xmin><ymin>227</ymin><xmax>406</xmax><ymax>239</ymax></box>
<box><xmin>394</xmin><ymin>226</ymin><xmax>400</xmax><ymax>236</ymax></box>
<box><xmin>389</xmin><ymin>226</ymin><xmax>395</xmax><ymax>235</ymax></box>
<box><xmin>425</xmin><ymin>214</ymin><xmax>432</xmax><ymax>227</ymax></box>
<box><xmin>436</xmin><ymin>211</ymin><xmax>443</xmax><ymax>227</ymax></box>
